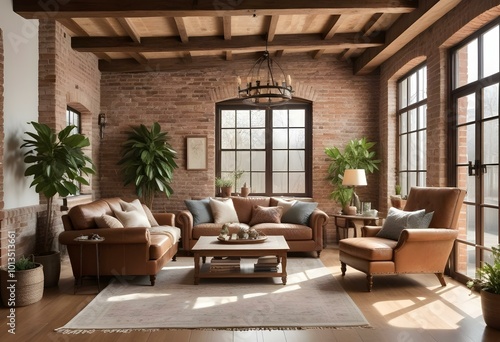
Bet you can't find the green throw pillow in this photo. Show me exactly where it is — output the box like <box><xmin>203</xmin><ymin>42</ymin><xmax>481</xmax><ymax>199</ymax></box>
<box><xmin>185</xmin><ymin>198</ymin><xmax>213</xmax><ymax>226</ymax></box>
<box><xmin>376</xmin><ymin>207</ymin><xmax>434</xmax><ymax>241</ymax></box>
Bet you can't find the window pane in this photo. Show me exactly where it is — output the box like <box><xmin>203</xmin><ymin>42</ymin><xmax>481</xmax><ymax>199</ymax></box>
<box><xmin>221</xmin><ymin>110</ymin><xmax>235</xmax><ymax>128</ymax></box>
<box><xmin>457</xmin><ymin>93</ymin><xmax>476</xmax><ymax>124</ymax></box>
<box><xmin>418</xmin><ymin>105</ymin><xmax>427</xmax><ymax>129</ymax></box>
<box><xmin>273</xmin><ymin>129</ymin><xmax>288</xmax><ymax>149</ymax></box>
<box><xmin>237</xmin><ymin>129</ymin><xmax>250</xmax><ymax>149</ymax></box>
<box><xmin>251</xmin><ymin>129</ymin><xmax>265</xmax><ymax>149</ymax></box>
<box><xmin>251</xmin><ymin>172</ymin><xmax>265</xmax><ymax>193</ymax></box>
<box><xmin>417</xmin><ymin>171</ymin><xmax>426</xmax><ymax>186</ymax></box>
<box><xmin>483</xmin><ymin>26</ymin><xmax>499</xmax><ymax>78</ymax></box>
<box><xmin>399</xmin><ymin>173</ymin><xmax>408</xmax><ymax>196</ymax></box>
<box><xmin>400</xmin><ymin>134</ymin><xmax>407</xmax><ymax>170</ymax></box>
<box><xmin>289</xmin><ymin>128</ymin><xmax>305</xmax><ymax>149</ymax></box>
<box><xmin>400</xmin><ymin>111</ymin><xmax>407</xmax><ymax>133</ymax></box>
<box><xmin>273</xmin><ymin>151</ymin><xmax>288</xmax><ymax>171</ymax></box>
<box><xmin>408</xmin><ymin>132</ymin><xmax>417</xmax><ymax>170</ymax></box>
<box><xmin>289</xmin><ymin>110</ymin><xmax>305</xmax><ymax>127</ymax></box>
<box><xmin>483</xmin><ymin>121</ymin><xmax>499</xmax><ymax>164</ymax></box>
<box><xmin>409</xmin><ymin>108</ymin><xmax>417</xmax><ymax>131</ymax></box>
<box><xmin>221</xmin><ymin>129</ymin><xmax>235</xmax><ymax>149</ymax></box>
<box><xmin>237</xmin><ymin>110</ymin><xmax>250</xmax><ymax>127</ymax></box>
<box><xmin>455</xmin><ymin>39</ymin><xmax>478</xmax><ymax>88</ymax></box>
<box><xmin>399</xmin><ymin>79</ymin><xmax>408</xmax><ymax>108</ymax></box>
<box><xmin>408</xmin><ymin>72</ymin><xmax>417</xmax><ymax>105</ymax></box>
<box><xmin>251</xmin><ymin>151</ymin><xmax>265</xmax><ymax>171</ymax></box>
<box><xmin>289</xmin><ymin>173</ymin><xmax>305</xmax><ymax>193</ymax></box>
<box><xmin>418</xmin><ymin>131</ymin><xmax>426</xmax><ymax>169</ymax></box>
<box><xmin>418</xmin><ymin>67</ymin><xmax>427</xmax><ymax>101</ymax></box>
<box><xmin>484</xmin><ymin>165</ymin><xmax>499</xmax><ymax>206</ymax></box>
<box><xmin>408</xmin><ymin>172</ymin><xmax>417</xmax><ymax>190</ymax></box>
<box><xmin>484</xmin><ymin>207</ymin><xmax>499</xmax><ymax>248</ymax></box>
<box><xmin>483</xmin><ymin>83</ymin><xmax>499</xmax><ymax>119</ymax></box>
<box><xmin>273</xmin><ymin>110</ymin><xmax>287</xmax><ymax>127</ymax></box>
<box><xmin>221</xmin><ymin>151</ymin><xmax>235</xmax><ymax>171</ymax></box>
<box><xmin>273</xmin><ymin>173</ymin><xmax>287</xmax><ymax>193</ymax></box>
<box><xmin>251</xmin><ymin>110</ymin><xmax>265</xmax><ymax>127</ymax></box>
<box><xmin>289</xmin><ymin>150</ymin><xmax>305</xmax><ymax>171</ymax></box>
<box><xmin>236</xmin><ymin>151</ymin><xmax>250</xmax><ymax>171</ymax></box>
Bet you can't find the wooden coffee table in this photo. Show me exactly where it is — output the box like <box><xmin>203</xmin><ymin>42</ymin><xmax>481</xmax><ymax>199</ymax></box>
<box><xmin>192</xmin><ymin>235</ymin><xmax>290</xmax><ymax>285</ymax></box>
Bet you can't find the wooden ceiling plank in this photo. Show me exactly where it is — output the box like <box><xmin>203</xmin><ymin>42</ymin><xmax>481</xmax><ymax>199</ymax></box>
<box><xmin>117</xmin><ymin>18</ymin><xmax>142</xmax><ymax>43</ymax></box>
<box><xmin>13</xmin><ymin>0</ymin><xmax>418</xmax><ymax>19</ymax></box>
<box><xmin>354</xmin><ymin>0</ymin><xmax>462</xmax><ymax>75</ymax></box>
<box><xmin>225</xmin><ymin>51</ymin><xmax>233</xmax><ymax>61</ymax></box>
<box><xmin>129</xmin><ymin>52</ymin><xmax>148</xmax><ymax>64</ymax></box>
<box><xmin>267</xmin><ymin>15</ymin><xmax>280</xmax><ymax>42</ymax></box>
<box><xmin>72</xmin><ymin>33</ymin><xmax>385</xmax><ymax>53</ymax></box>
<box><xmin>223</xmin><ymin>16</ymin><xmax>232</xmax><ymax>40</ymax></box>
<box><xmin>312</xmin><ymin>49</ymin><xmax>325</xmax><ymax>59</ymax></box>
<box><xmin>174</xmin><ymin>17</ymin><xmax>189</xmax><ymax>43</ymax></box>
<box><xmin>362</xmin><ymin>13</ymin><xmax>384</xmax><ymax>37</ymax></box>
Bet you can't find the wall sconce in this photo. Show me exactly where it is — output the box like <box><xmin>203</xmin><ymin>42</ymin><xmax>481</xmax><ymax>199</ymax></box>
<box><xmin>98</xmin><ymin>113</ymin><xmax>106</xmax><ymax>139</ymax></box>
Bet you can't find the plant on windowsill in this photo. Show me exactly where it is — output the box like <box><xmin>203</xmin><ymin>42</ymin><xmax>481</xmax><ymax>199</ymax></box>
<box><xmin>467</xmin><ymin>245</ymin><xmax>500</xmax><ymax>330</ymax></box>
<box><xmin>390</xmin><ymin>184</ymin><xmax>407</xmax><ymax>209</ymax></box>
<box><xmin>118</xmin><ymin>122</ymin><xmax>178</xmax><ymax>209</ymax></box>
<box><xmin>215</xmin><ymin>177</ymin><xmax>233</xmax><ymax>197</ymax></box>
<box><xmin>21</xmin><ymin>122</ymin><xmax>96</xmax><ymax>287</ymax></box>
<box><xmin>325</xmin><ymin>138</ymin><xmax>381</xmax><ymax>214</ymax></box>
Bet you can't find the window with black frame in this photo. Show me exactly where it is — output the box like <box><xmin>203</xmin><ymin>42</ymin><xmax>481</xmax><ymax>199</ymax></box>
<box><xmin>216</xmin><ymin>101</ymin><xmax>312</xmax><ymax>197</ymax></box>
<box><xmin>66</xmin><ymin>106</ymin><xmax>82</xmax><ymax>195</ymax></box>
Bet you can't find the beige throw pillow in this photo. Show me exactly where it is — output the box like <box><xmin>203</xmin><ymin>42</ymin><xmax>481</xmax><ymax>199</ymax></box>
<box><xmin>142</xmin><ymin>204</ymin><xmax>159</xmax><ymax>227</ymax></box>
<box><xmin>119</xmin><ymin>199</ymin><xmax>151</xmax><ymax>228</ymax></box>
<box><xmin>209</xmin><ymin>198</ymin><xmax>239</xmax><ymax>224</ymax></box>
<box><xmin>95</xmin><ymin>214</ymin><xmax>124</xmax><ymax>228</ymax></box>
<box><xmin>274</xmin><ymin>198</ymin><xmax>297</xmax><ymax>216</ymax></box>
<box><xmin>114</xmin><ymin>209</ymin><xmax>151</xmax><ymax>227</ymax></box>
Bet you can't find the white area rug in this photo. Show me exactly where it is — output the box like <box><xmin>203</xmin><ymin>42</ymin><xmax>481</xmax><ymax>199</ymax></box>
<box><xmin>56</xmin><ymin>257</ymin><xmax>369</xmax><ymax>333</ymax></box>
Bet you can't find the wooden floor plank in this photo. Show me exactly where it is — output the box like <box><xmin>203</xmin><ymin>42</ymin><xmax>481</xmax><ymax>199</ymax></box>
<box><xmin>1</xmin><ymin>247</ymin><xmax>500</xmax><ymax>342</ymax></box>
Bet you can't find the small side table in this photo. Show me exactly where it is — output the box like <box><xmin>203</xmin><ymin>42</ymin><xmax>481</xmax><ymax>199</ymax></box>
<box><xmin>333</xmin><ymin>214</ymin><xmax>380</xmax><ymax>242</ymax></box>
<box><xmin>73</xmin><ymin>236</ymin><xmax>105</xmax><ymax>293</ymax></box>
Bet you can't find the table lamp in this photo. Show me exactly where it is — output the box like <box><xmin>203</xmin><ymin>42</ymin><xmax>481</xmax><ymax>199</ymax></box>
<box><xmin>342</xmin><ymin>169</ymin><xmax>367</xmax><ymax>214</ymax></box>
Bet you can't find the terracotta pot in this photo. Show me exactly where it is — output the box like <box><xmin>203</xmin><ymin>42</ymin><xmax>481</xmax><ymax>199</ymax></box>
<box><xmin>240</xmin><ymin>187</ymin><xmax>250</xmax><ymax>197</ymax></box>
<box><xmin>481</xmin><ymin>289</ymin><xmax>500</xmax><ymax>330</ymax></box>
<box><xmin>221</xmin><ymin>186</ymin><xmax>232</xmax><ymax>197</ymax></box>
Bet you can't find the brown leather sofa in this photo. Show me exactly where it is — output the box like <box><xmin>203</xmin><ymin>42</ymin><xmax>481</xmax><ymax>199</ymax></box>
<box><xmin>339</xmin><ymin>187</ymin><xmax>466</xmax><ymax>291</ymax></box>
<box><xmin>176</xmin><ymin>196</ymin><xmax>329</xmax><ymax>257</ymax></box>
<box><xmin>59</xmin><ymin>198</ymin><xmax>179</xmax><ymax>286</ymax></box>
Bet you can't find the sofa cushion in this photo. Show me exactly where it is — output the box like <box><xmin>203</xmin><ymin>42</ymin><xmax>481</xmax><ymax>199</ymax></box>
<box><xmin>68</xmin><ymin>199</ymin><xmax>114</xmax><ymax>230</ymax></box>
<box><xmin>272</xmin><ymin>198</ymin><xmax>297</xmax><ymax>215</ymax></box>
<box><xmin>95</xmin><ymin>214</ymin><xmax>124</xmax><ymax>228</ymax></box>
<box><xmin>209</xmin><ymin>198</ymin><xmax>239</xmax><ymax>224</ymax></box>
<box><xmin>142</xmin><ymin>204</ymin><xmax>159</xmax><ymax>227</ymax></box>
<box><xmin>376</xmin><ymin>207</ymin><xmax>433</xmax><ymax>240</ymax></box>
<box><xmin>281</xmin><ymin>201</ymin><xmax>318</xmax><ymax>225</ymax></box>
<box><xmin>149</xmin><ymin>234</ymin><xmax>173</xmax><ymax>260</ymax></box>
<box><xmin>231</xmin><ymin>197</ymin><xmax>271</xmax><ymax>223</ymax></box>
<box><xmin>251</xmin><ymin>223</ymin><xmax>313</xmax><ymax>240</ymax></box>
<box><xmin>249</xmin><ymin>205</ymin><xmax>283</xmax><ymax>226</ymax></box>
<box><xmin>114</xmin><ymin>209</ymin><xmax>151</xmax><ymax>227</ymax></box>
<box><xmin>185</xmin><ymin>198</ymin><xmax>213</xmax><ymax>225</ymax></box>
<box><xmin>339</xmin><ymin>237</ymin><xmax>398</xmax><ymax>261</ymax></box>
<box><xmin>119</xmin><ymin>199</ymin><xmax>152</xmax><ymax>228</ymax></box>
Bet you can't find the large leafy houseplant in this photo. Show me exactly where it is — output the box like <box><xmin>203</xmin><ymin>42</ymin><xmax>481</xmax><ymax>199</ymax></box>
<box><xmin>325</xmin><ymin>138</ymin><xmax>381</xmax><ymax>209</ymax></box>
<box><xmin>118</xmin><ymin>122</ymin><xmax>178</xmax><ymax>209</ymax></box>
<box><xmin>21</xmin><ymin>122</ymin><xmax>95</xmax><ymax>253</ymax></box>
<box><xmin>467</xmin><ymin>245</ymin><xmax>500</xmax><ymax>329</ymax></box>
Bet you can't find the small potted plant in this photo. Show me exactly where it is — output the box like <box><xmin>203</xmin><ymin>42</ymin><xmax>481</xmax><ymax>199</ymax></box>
<box><xmin>0</xmin><ymin>256</ymin><xmax>44</xmax><ymax>307</ymax></box>
<box><xmin>215</xmin><ymin>177</ymin><xmax>233</xmax><ymax>197</ymax></box>
<box><xmin>467</xmin><ymin>245</ymin><xmax>500</xmax><ymax>330</ymax></box>
<box><xmin>390</xmin><ymin>184</ymin><xmax>406</xmax><ymax>209</ymax></box>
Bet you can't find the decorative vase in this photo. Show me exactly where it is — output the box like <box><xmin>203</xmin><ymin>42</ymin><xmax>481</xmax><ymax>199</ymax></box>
<box><xmin>34</xmin><ymin>250</ymin><xmax>61</xmax><ymax>288</ymax></box>
<box><xmin>221</xmin><ymin>186</ymin><xmax>232</xmax><ymax>197</ymax></box>
<box><xmin>481</xmin><ymin>289</ymin><xmax>500</xmax><ymax>330</ymax></box>
<box><xmin>0</xmin><ymin>264</ymin><xmax>44</xmax><ymax>307</ymax></box>
<box><xmin>240</xmin><ymin>186</ymin><xmax>250</xmax><ymax>197</ymax></box>
<box><xmin>345</xmin><ymin>206</ymin><xmax>357</xmax><ymax>215</ymax></box>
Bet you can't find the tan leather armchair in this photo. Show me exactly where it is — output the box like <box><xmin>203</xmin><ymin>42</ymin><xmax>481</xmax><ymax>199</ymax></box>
<box><xmin>339</xmin><ymin>187</ymin><xmax>466</xmax><ymax>291</ymax></box>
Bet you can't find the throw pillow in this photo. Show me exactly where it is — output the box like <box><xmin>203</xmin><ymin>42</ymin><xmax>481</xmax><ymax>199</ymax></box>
<box><xmin>273</xmin><ymin>198</ymin><xmax>297</xmax><ymax>216</ymax></box>
<box><xmin>114</xmin><ymin>209</ymin><xmax>151</xmax><ymax>227</ymax></box>
<box><xmin>95</xmin><ymin>214</ymin><xmax>124</xmax><ymax>228</ymax></box>
<box><xmin>142</xmin><ymin>204</ymin><xmax>159</xmax><ymax>227</ymax></box>
<box><xmin>185</xmin><ymin>198</ymin><xmax>213</xmax><ymax>226</ymax></box>
<box><xmin>376</xmin><ymin>207</ymin><xmax>430</xmax><ymax>241</ymax></box>
<box><xmin>249</xmin><ymin>205</ymin><xmax>283</xmax><ymax>226</ymax></box>
<box><xmin>281</xmin><ymin>201</ymin><xmax>318</xmax><ymax>225</ymax></box>
<box><xmin>119</xmin><ymin>199</ymin><xmax>151</xmax><ymax>228</ymax></box>
<box><xmin>209</xmin><ymin>198</ymin><xmax>239</xmax><ymax>224</ymax></box>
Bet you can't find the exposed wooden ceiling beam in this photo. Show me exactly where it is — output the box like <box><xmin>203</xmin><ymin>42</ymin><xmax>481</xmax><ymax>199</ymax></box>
<box><xmin>354</xmin><ymin>0</ymin><xmax>462</xmax><ymax>75</ymax></box>
<box><xmin>57</xmin><ymin>18</ymin><xmax>88</xmax><ymax>36</ymax></box>
<box><xmin>267</xmin><ymin>15</ymin><xmax>280</xmax><ymax>42</ymax></box>
<box><xmin>13</xmin><ymin>0</ymin><xmax>418</xmax><ymax>19</ymax></box>
<box><xmin>323</xmin><ymin>15</ymin><xmax>345</xmax><ymax>40</ymax></box>
<box><xmin>72</xmin><ymin>33</ymin><xmax>385</xmax><ymax>53</ymax></box>
<box><xmin>174</xmin><ymin>17</ymin><xmax>189</xmax><ymax>43</ymax></box>
<box><xmin>223</xmin><ymin>16</ymin><xmax>232</xmax><ymax>40</ymax></box>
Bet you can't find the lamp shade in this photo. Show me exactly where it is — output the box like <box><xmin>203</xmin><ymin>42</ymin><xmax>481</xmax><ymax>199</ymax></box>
<box><xmin>342</xmin><ymin>169</ymin><xmax>367</xmax><ymax>186</ymax></box>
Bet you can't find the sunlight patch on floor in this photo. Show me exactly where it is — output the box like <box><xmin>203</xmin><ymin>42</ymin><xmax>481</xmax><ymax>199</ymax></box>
<box><xmin>107</xmin><ymin>292</ymin><xmax>171</xmax><ymax>302</ymax></box>
<box><xmin>193</xmin><ymin>296</ymin><xmax>238</xmax><ymax>309</ymax></box>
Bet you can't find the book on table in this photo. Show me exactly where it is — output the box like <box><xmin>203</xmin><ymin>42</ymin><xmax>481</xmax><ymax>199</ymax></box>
<box><xmin>254</xmin><ymin>256</ymin><xmax>279</xmax><ymax>272</ymax></box>
<box><xmin>210</xmin><ymin>256</ymin><xmax>241</xmax><ymax>272</ymax></box>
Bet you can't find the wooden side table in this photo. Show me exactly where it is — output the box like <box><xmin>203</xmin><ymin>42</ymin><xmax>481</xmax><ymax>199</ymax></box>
<box><xmin>333</xmin><ymin>214</ymin><xmax>380</xmax><ymax>242</ymax></box>
<box><xmin>73</xmin><ymin>236</ymin><xmax>105</xmax><ymax>293</ymax></box>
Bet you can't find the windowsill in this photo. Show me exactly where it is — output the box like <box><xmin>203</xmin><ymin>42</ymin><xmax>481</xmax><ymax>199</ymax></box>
<box><xmin>60</xmin><ymin>194</ymin><xmax>94</xmax><ymax>211</ymax></box>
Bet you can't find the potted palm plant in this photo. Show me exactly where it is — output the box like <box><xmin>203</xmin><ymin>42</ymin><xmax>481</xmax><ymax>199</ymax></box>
<box><xmin>118</xmin><ymin>122</ymin><xmax>178</xmax><ymax>209</ymax></box>
<box><xmin>21</xmin><ymin>122</ymin><xmax>95</xmax><ymax>287</ymax></box>
<box><xmin>325</xmin><ymin>138</ymin><xmax>381</xmax><ymax>213</ymax></box>
<box><xmin>0</xmin><ymin>256</ymin><xmax>44</xmax><ymax>307</ymax></box>
<box><xmin>467</xmin><ymin>245</ymin><xmax>500</xmax><ymax>330</ymax></box>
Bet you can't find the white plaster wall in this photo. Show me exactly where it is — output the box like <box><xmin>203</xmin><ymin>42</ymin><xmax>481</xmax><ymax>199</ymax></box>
<box><xmin>0</xmin><ymin>0</ymin><xmax>39</xmax><ymax>208</ymax></box>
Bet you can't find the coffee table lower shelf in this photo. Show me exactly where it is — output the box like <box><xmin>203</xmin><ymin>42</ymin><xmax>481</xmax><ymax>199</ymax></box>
<box><xmin>196</xmin><ymin>262</ymin><xmax>285</xmax><ymax>284</ymax></box>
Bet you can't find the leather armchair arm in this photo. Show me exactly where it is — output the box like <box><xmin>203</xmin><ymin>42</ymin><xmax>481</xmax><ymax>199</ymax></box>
<box><xmin>59</xmin><ymin>227</ymin><xmax>150</xmax><ymax>245</ymax></box>
<box><xmin>154</xmin><ymin>213</ymin><xmax>175</xmax><ymax>226</ymax></box>
<box><xmin>176</xmin><ymin>210</ymin><xmax>194</xmax><ymax>250</ymax></box>
<box><xmin>362</xmin><ymin>225</ymin><xmax>382</xmax><ymax>237</ymax></box>
<box><xmin>396</xmin><ymin>228</ymin><xmax>458</xmax><ymax>247</ymax></box>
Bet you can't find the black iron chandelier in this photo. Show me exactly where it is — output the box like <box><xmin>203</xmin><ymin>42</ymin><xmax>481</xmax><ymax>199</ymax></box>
<box><xmin>237</xmin><ymin>50</ymin><xmax>293</xmax><ymax>107</ymax></box>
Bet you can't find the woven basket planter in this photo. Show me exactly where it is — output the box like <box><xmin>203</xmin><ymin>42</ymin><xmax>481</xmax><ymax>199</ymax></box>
<box><xmin>0</xmin><ymin>264</ymin><xmax>44</xmax><ymax>307</ymax></box>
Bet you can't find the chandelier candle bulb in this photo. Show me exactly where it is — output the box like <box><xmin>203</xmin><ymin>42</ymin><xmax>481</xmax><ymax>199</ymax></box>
<box><xmin>287</xmin><ymin>75</ymin><xmax>292</xmax><ymax>86</ymax></box>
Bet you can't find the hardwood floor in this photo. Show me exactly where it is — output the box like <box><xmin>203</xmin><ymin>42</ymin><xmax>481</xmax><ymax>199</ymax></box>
<box><xmin>1</xmin><ymin>246</ymin><xmax>499</xmax><ymax>342</ymax></box>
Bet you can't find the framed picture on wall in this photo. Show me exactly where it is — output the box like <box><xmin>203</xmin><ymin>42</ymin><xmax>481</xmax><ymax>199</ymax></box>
<box><xmin>186</xmin><ymin>136</ymin><xmax>207</xmax><ymax>170</ymax></box>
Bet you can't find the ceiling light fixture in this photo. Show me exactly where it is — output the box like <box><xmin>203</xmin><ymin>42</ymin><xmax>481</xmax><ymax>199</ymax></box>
<box><xmin>237</xmin><ymin>48</ymin><xmax>293</xmax><ymax>107</ymax></box>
